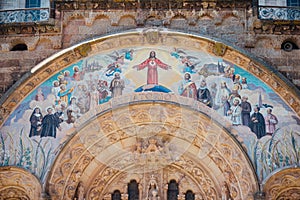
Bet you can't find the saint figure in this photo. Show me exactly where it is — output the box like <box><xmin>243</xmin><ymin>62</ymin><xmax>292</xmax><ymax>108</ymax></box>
<box><xmin>265</xmin><ymin>108</ymin><xmax>278</xmax><ymax>136</ymax></box>
<box><xmin>241</xmin><ymin>96</ymin><xmax>252</xmax><ymax>126</ymax></box>
<box><xmin>249</xmin><ymin>106</ymin><xmax>266</xmax><ymax>139</ymax></box>
<box><xmin>40</xmin><ymin>107</ymin><xmax>62</xmax><ymax>138</ymax></box>
<box><xmin>227</xmin><ymin>97</ymin><xmax>242</xmax><ymax>126</ymax></box>
<box><xmin>109</xmin><ymin>72</ymin><xmax>125</xmax><ymax>97</ymax></box>
<box><xmin>178</xmin><ymin>73</ymin><xmax>197</xmax><ymax>99</ymax></box>
<box><xmin>29</xmin><ymin>107</ymin><xmax>43</xmax><ymax>137</ymax></box>
<box><xmin>197</xmin><ymin>80</ymin><xmax>212</xmax><ymax>107</ymax></box>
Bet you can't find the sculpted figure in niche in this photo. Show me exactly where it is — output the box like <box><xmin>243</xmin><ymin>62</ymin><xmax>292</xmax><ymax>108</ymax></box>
<box><xmin>147</xmin><ymin>175</ymin><xmax>160</xmax><ymax>200</ymax></box>
<box><xmin>145</xmin><ymin>138</ymin><xmax>161</xmax><ymax>153</ymax></box>
<box><xmin>221</xmin><ymin>182</ymin><xmax>232</xmax><ymax>200</ymax></box>
<box><xmin>74</xmin><ymin>181</ymin><xmax>85</xmax><ymax>200</ymax></box>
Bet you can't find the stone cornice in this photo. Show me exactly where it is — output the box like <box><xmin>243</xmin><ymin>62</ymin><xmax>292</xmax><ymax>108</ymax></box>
<box><xmin>54</xmin><ymin>0</ymin><xmax>252</xmax><ymax>11</ymax></box>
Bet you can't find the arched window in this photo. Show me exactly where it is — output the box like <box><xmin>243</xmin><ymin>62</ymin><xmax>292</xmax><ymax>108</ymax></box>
<box><xmin>167</xmin><ymin>180</ymin><xmax>179</xmax><ymax>200</ymax></box>
<box><xmin>26</xmin><ymin>0</ymin><xmax>41</xmax><ymax>8</ymax></box>
<box><xmin>128</xmin><ymin>180</ymin><xmax>139</xmax><ymax>200</ymax></box>
<box><xmin>185</xmin><ymin>190</ymin><xmax>195</xmax><ymax>200</ymax></box>
<box><xmin>111</xmin><ymin>190</ymin><xmax>121</xmax><ymax>200</ymax></box>
<box><xmin>11</xmin><ymin>43</ymin><xmax>28</xmax><ymax>51</ymax></box>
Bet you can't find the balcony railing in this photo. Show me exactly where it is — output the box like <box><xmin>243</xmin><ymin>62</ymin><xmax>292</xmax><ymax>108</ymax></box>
<box><xmin>0</xmin><ymin>8</ymin><xmax>49</xmax><ymax>24</ymax></box>
<box><xmin>258</xmin><ymin>5</ymin><xmax>300</xmax><ymax>20</ymax></box>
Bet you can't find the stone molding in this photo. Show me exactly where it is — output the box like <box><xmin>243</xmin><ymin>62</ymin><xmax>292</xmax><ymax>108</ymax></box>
<box><xmin>263</xmin><ymin>167</ymin><xmax>300</xmax><ymax>200</ymax></box>
<box><xmin>0</xmin><ymin>166</ymin><xmax>42</xmax><ymax>200</ymax></box>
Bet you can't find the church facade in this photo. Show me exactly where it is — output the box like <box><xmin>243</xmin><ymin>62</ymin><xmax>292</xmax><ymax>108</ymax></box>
<box><xmin>0</xmin><ymin>1</ymin><xmax>299</xmax><ymax>199</ymax></box>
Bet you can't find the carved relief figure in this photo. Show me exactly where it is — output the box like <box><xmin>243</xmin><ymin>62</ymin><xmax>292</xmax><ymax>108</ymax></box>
<box><xmin>221</xmin><ymin>182</ymin><xmax>232</xmax><ymax>200</ymax></box>
<box><xmin>74</xmin><ymin>181</ymin><xmax>85</xmax><ymax>200</ymax></box>
<box><xmin>145</xmin><ymin>138</ymin><xmax>161</xmax><ymax>153</ymax></box>
<box><xmin>147</xmin><ymin>175</ymin><xmax>160</xmax><ymax>200</ymax></box>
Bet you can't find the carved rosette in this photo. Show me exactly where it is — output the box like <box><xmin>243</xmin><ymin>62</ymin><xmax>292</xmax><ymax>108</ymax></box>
<box><xmin>0</xmin><ymin>166</ymin><xmax>42</xmax><ymax>200</ymax></box>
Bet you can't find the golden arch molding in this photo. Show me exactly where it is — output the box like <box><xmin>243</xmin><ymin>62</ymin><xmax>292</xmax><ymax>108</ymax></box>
<box><xmin>0</xmin><ymin>166</ymin><xmax>42</xmax><ymax>200</ymax></box>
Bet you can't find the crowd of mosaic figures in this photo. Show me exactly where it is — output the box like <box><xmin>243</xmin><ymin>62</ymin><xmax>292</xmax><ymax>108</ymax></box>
<box><xmin>29</xmin><ymin>50</ymin><xmax>278</xmax><ymax>140</ymax></box>
<box><xmin>178</xmin><ymin>70</ymin><xmax>278</xmax><ymax>139</ymax></box>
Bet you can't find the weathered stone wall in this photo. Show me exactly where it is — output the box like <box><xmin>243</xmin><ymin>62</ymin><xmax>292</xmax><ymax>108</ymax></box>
<box><xmin>0</xmin><ymin>1</ymin><xmax>299</xmax><ymax>99</ymax></box>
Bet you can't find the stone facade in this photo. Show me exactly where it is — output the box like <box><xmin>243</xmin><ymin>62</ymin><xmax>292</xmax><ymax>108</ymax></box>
<box><xmin>0</xmin><ymin>1</ymin><xmax>300</xmax><ymax>200</ymax></box>
<box><xmin>0</xmin><ymin>0</ymin><xmax>299</xmax><ymax>100</ymax></box>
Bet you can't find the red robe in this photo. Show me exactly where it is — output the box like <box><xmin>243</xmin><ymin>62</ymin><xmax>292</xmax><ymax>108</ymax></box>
<box><xmin>136</xmin><ymin>58</ymin><xmax>169</xmax><ymax>85</ymax></box>
<box><xmin>179</xmin><ymin>81</ymin><xmax>197</xmax><ymax>100</ymax></box>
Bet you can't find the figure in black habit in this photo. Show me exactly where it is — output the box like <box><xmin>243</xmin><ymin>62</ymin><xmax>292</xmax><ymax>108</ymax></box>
<box><xmin>197</xmin><ymin>80</ymin><xmax>212</xmax><ymax>108</ymax></box>
<box><xmin>40</xmin><ymin>107</ymin><xmax>62</xmax><ymax>138</ymax></box>
<box><xmin>29</xmin><ymin>107</ymin><xmax>43</xmax><ymax>137</ymax></box>
<box><xmin>249</xmin><ymin>106</ymin><xmax>266</xmax><ymax>139</ymax></box>
<box><xmin>241</xmin><ymin>96</ymin><xmax>252</xmax><ymax>127</ymax></box>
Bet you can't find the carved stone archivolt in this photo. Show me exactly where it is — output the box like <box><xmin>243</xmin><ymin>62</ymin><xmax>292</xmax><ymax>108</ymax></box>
<box><xmin>263</xmin><ymin>167</ymin><xmax>300</xmax><ymax>200</ymax></box>
<box><xmin>0</xmin><ymin>166</ymin><xmax>42</xmax><ymax>200</ymax></box>
<box><xmin>46</xmin><ymin>99</ymin><xmax>258</xmax><ymax>200</ymax></box>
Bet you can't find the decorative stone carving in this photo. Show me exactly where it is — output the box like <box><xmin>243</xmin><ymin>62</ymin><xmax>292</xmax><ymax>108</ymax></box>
<box><xmin>45</xmin><ymin>100</ymin><xmax>258</xmax><ymax>200</ymax></box>
<box><xmin>263</xmin><ymin>167</ymin><xmax>300</xmax><ymax>200</ymax></box>
<box><xmin>213</xmin><ymin>42</ymin><xmax>227</xmax><ymax>56</ymax></box>
<box><xmin>143</xmin><ymin>29</ymin><xmax>160</xmax><ymax>44</ymax></box>
<box><xmin>0</xmin><ymin>166</ymin><xmax>42</xmax><ymax>200</ymax></box>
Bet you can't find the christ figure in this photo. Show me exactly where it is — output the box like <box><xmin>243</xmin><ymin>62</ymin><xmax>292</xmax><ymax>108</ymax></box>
<box><xmin>133</xmin><ymin>51</ymin><xmax>171</xmax><ymax>86</ymax></box>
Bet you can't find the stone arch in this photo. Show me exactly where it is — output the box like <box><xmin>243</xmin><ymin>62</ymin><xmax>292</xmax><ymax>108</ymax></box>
<box><xmin>0</xmin><ymin>166</ymin><xmax>42</xmax><ymax>200</ymax></box>
<box><xmin>46</xmin><ymin>96</ymin><xmax>258</xmax><ymax>200</ymax></box>
<box><xmin>62</xmin><ymin>11</ymin><xmax>85</xmax><ymax>27</ymax></box>
<box><xmin>118</xmin><ymin>14</ymin><xmax>137</xmax><ymax>27</ymax></box>
<box><xmin>35</xmin><ymin>37</ymin><xmax>54</xmax><ymax>50</ymax></box>
<box><xmin>263</xmin><ymin>167</ymin><xmax>300</xmax><ymax>199</ymax></box>
<box><xmin>10</xmin><ymin>39</ymin><xmax>28</xmax><ymax>51</ymax></box>
<box><xmin>170</xmin><ymin>15</ymin><xmax>188</xmax><ymax>28</ymax></box>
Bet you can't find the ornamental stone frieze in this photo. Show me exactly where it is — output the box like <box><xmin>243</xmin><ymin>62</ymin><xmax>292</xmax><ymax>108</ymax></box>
<box><xmin>263</xmin><ymin>167</ymin><xmax>300</xmax><ymax>200</ymax></box>
<box><xmin>54</xmin><ymin>0</ymin><xmax>251</xmax><ymax>11</ymax></box>
<box><xmin>0</xmin><ymin>166</ymin><xmax>42</xmax><ymax>200</ymax></box>
<box><xmin>251</xmin><ymin>19</ymin><xmax>300</xmax><ymax>35</ymax></box>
